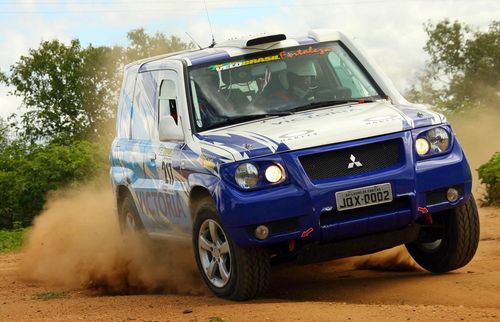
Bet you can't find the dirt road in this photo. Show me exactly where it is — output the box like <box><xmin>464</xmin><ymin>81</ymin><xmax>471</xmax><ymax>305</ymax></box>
<box><xmin>1</xmin><ymin>206</ymin><xmax>499</xmax><ymax>322</ymax></box>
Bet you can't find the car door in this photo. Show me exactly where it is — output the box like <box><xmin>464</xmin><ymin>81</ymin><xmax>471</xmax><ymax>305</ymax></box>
<box><xmin>128</xmin><ymin>70</ymin><xmax>160</xmax><ymax>232</ymax></box>
<box><xmin>141</xmin><ymin>69</ymin><xmax>191</xmax><ymax>237</ymax></box>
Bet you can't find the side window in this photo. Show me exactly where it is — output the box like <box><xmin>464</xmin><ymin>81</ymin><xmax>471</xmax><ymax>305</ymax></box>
<box><xmin>116</xmin><ymin>67</ymin><xmax>137</xmax><ymax>138</ymax></box>
<box><xmin>131</xmin><ymin>71</ymin><xmax>158</xmax><ymax>140</ymax></box>
<box><xmin>159</xmin><ymin>79</ymin><xmax>178</xmax><ymax>124</ymax></box>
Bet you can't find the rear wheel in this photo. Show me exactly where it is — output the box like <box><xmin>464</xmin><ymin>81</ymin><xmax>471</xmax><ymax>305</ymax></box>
<box><xmin>119</xmin><ymin>194</ymin><xmax>144</xmax><ymax>233</ymax></box>
<box><xmin>192</xmin><ymin>198</ymin><xmax>270</xmax><ymax>300</ymax></box>
<box><xmin>406</xmin><ymin>196</ymin><xmax>480</xmax><ymax>273</ymax></box>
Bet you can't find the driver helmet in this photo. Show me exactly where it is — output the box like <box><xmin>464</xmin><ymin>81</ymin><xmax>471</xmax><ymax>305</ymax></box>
<box><xmin>287</xmin><ymin>59</ymin><xmax>316</xmax><ymax>98</ymax></box>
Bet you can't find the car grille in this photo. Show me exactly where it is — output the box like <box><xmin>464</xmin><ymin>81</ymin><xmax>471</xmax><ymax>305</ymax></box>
<box><xmin>299</xmin><ymin>139</ymin><xmax>401</xmax><ymax>180</ymax></box>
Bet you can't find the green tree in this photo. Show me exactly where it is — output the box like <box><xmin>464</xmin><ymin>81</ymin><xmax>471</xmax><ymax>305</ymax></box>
<box><xmin>407</xmin><ymin>20</ymin><xmax>500</xmax><ymax>112</ymax></box>
<box><xmin>125</xmin><ymin>28</ymin><xmax>192</xmax><ymax>63</ymax></box>
<box><xmin>0</xmin><ymin>117</ymin><xmax>9</xmax><ymax>148</ymax></box>
<box><xmin>0</xmin><ymin>140</ymin><xmax>104</xmax><ymax>228</ymax></box>
<box><xmin>0</xmin><ymin>29</ymin><xmax>193</xmax><ymax>228</ymax></box>
<box><xmin>1</xmin><ymin>29</ymin><xmax>192</xmax><ymax>144</ymax></box>
<box><xmin>3</xmin><ymin>40</ymin><xmax>122</xmax><ymax>143</ymax></box>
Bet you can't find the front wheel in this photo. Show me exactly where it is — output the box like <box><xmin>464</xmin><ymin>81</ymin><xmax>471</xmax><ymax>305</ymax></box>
<box><xmin>406</xmin><ymin>196</ymin><xmax>480</xmax><ymax>273</ymax></box>
<box><xmin>192</xmin><ymin>198</ymin><xmax>270</xmax><ymax>300</ymax></box>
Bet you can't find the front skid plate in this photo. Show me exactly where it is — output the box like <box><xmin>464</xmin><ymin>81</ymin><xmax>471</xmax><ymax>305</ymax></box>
<box><xmin>296</xmin><ymin>224</ymin><xmax>421</xmax><ymax>265</ymax></box>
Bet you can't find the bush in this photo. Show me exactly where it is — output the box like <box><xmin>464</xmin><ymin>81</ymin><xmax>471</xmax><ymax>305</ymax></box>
<box><xmin>478</xmin><ymin>152</ymin><xmax>500</xmax><ymax>205</ymax></box>
<box><xmin>0</xmin><ymin>228</ymin><xmax>26</xmax><ymax>253</ymax></box>
<box><xmin>0</xmin><ymin>140</ymin><xmax>106</xmax><ymax>229</ymax></box>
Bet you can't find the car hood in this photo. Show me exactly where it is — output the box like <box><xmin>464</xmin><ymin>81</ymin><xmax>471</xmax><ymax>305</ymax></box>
<box><xmin>195</xmin><ymin>101</ymin><xmax>444</xmax><ymax>161</ymax></box>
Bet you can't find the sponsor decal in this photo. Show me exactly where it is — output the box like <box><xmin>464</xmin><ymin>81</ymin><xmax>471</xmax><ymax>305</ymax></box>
<box><xmin>208</xmin><ymin>54</ymin><xmax>281</xmax><ymax>71</ymax></box>
<box><xmin>198</xmin><ymin>154</ymin><xmax>216</xmax><ymax>171</ymax></box>
<box><xmin>135</xmin><ymin>190</ymin><xmax>188</xmax><ymax>224</ymax></box>
<box><xmin>279</xmin><ymin>46</ymin><xmax>332</xmax><ymax>59</ymax></box>
<box><xmin>265</xmin><ymin>106</ymin><xmax>355</xmax><ymax>125</ymax></box>
<box><xmin>278</xmin><ymin>129</ymin><xmax>317</xmax><ymax>142</ymax></box>
<box><xmin>207</xmin><ymin>46</ymin><xmax>332</xmax><ymax>71</ymax></box>
<box><xmin>159</xmin><ymin>146</ymin><xmax>173</xmax><ymax>157</ymax></box>
<box><xmin>364</xmin><ymin>115</ymin><xmax>400</xmax><ymax>125</ymax></box>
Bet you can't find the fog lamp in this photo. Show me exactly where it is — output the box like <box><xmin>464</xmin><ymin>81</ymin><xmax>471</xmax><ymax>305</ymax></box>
<box><xmin>447</xmin><ymin>188</ymin><xmax>459</xmax><ymax>202</ymax></box>
<box><xmin>255</xmin><ymin>225</ymin><xmax>269</xmax><ymax>240</ymax></box>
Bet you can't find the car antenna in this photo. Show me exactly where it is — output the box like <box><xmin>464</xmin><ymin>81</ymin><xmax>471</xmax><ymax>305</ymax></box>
<box><xmin>204</xmin><ymin>0</ymin><xmax>216</xmax><ymax>48</ymax></box>
<box><xmin>185</xmin><ymin>32</ymin><xmax>203</xmax><ymax>50</ymax></box>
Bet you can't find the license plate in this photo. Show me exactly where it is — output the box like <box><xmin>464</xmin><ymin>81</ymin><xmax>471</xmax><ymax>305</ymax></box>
<box><xmin>335</xmin><ymin>183</ymin><xmax>393</xmax><ymax>211</ymax></box>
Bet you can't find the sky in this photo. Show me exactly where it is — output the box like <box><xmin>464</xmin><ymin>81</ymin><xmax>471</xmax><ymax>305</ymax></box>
<box><xmin>0</xmin><ymin>0</ymin><xmax>499</xmax><ymax>119</ymax></box>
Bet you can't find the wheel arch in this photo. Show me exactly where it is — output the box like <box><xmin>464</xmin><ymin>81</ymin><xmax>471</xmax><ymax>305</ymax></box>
<box><xmin>116</xmin><ymin>185</ymin><xmax>132</xmax><ymax>208</ymax></box>
<box><xmin>189</xmin><ymin>185</ymin><xmax>215</xmax><ymax>221</ymax></box>
<box><xmin>187</xmin><ymin>172</ymin><xmax>222</xmax><ymax>219</ymax></box>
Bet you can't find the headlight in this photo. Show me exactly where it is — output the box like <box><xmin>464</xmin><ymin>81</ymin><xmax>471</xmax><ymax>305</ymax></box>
<box><xmin>415</xmin><ymin>138</ymin><xmax>430</xmax><ymax>156</ymax></box>
<box><xmin>415</xmin><ymin>127</ymin><xmax>451</xmax><ymax>157</ymax></box>
<box><xmin>264</xmin><ymin>164</ymin><xmax>285</xmax><ymax>183</ymax></box>
<box><xmin>235</xmin><ymin>163</ymin><xmax>259</xmax><ymax>189</ymax></box>
<box><xmin>426</xmin><ymin>127</ymin><xmax>450</xmax><ymax>153</ymax></box>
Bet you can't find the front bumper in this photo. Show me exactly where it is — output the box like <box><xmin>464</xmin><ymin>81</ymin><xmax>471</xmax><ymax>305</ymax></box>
<box><xmin>218</xmin><ymin>128</ymin><xmax>472</xmax><ymax>248</ymax></box>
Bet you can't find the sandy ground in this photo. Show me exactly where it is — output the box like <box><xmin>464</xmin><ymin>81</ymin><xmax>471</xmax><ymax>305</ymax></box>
<box><xmin>0</xmin><ymin>206</ymin><xmax>499</xmax><ymax>322</ymax></box>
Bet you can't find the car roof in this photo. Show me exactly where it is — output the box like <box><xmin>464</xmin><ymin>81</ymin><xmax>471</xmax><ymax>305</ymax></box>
<box><xmin>127</xmin><ymin>29</ymin><xmax>344</xmax><ymax>72</ymax></box>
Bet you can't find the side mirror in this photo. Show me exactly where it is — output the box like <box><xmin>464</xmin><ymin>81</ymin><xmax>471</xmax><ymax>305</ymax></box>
<box><xmin>159</xmin><ymin>116</ymin><xmax>184</xmax><ymax>141</ymax></box>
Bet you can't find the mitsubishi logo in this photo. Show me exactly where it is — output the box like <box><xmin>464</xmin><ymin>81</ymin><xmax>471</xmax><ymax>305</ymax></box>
<box><xmin>347</xmin><ymin>154</ymin><xmax>363</xmax><ymax>169</ymax></box>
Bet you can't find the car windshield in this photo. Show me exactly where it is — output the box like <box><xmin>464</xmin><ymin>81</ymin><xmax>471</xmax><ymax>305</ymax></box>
<box><xmin>188</xmin><ymin>42</ymin><xmax>382</xmax><ymax>132</ymax></box>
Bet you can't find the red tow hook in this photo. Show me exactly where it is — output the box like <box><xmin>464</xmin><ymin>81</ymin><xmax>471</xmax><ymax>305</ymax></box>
<box><xmin>418</xmin><ymin>207</ymin><xmax>433</xmax><ymax>225</ymax></box>
<box><xmin>301</xmin><ymin>227</ymin><xmax>314</xmax><ymax>238</ymax></box>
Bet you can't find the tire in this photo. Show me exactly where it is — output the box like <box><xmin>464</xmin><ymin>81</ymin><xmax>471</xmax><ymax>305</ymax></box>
<box><xmin>406</xmin><ymin>196</ymin><xmax>480</xmax><ymax>273</ymax></box>
<box><xmin>119</xmin><ymin>193</ymin><xmax>145</xmax><ymax>233</ymax></box>
<box><xmin>192</xmin><ymin>197</ymin><xmax>270</xmax><ymax>300</ymax></box>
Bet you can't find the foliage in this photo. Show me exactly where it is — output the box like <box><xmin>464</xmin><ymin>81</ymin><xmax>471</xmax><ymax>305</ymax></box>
<box><xmin>0</xmin><ymin>140</ymin><xmax>105</xmax><ymax>229</ymax></box>
<box><xmin>31</xmin><ymin>291</ymin><xmax>68</xmax><ymax>301</ymax></box>
<box><xmin>1</xmin><ymin>29</ymin><xmax>192</xmax><ymax>144</ymax></box>
<box><xmin>0</xmin><ymin>228</ymin><xmax>26</xmax><ymax>253</ymax></box>
<box><xmin>208</xmin><ymin>317</ymin><xmax>226</xmax><ymax>322</ymax></box>
<box><xmin>3</xmin><ymin>40</ymin><xmax>121</xmax><ymax>143</ymax></box>
<box><xmin>0</xmin><ymin>29</ymin><xmax>192</xmax><ymax>229</ymax></box>
<box><xmin>125</xmin><ymin>28</ymin><xmax>192</xmax><ymax>62</ymax></box>
<box><xmin>0</xmin><ymin>117</ymin><xmax>9</xmax><ymax>148</ymax></box>
<box><xmin>478</xmin><ymin>152</ymin><xmax>500</xmax><ymax>205</ymax></box>
<box><xmin>406</xmin><ymin>20</ymin><xmax>500</xmax><ymax>113</ymax></box>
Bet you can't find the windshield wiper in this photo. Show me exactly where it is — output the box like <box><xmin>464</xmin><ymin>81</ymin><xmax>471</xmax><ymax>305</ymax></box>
<box><xmin>292</xmin><ymin>98</ymin><xmax>376</xmax><ymax>113</ymax></box>
<box><xmin>202</xmin><ymin>112</ymin><xmax>293</xmax><ymax>131</ymax></box>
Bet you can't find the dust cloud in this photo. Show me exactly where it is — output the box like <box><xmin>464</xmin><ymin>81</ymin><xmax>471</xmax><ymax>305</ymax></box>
<box><xmin>351</xmin><ymin>246</ymin><xmax>420</xmax><ymax>272</ymax></box>
<box><xmin>20</xmin><ymin>183</ymin><xmax>205</xmax><ymax>295</ymax></box>
<box><xmin>448</xmin><ymin>108</ymin><xmax>500</xmax><ymax>198</ymax></box>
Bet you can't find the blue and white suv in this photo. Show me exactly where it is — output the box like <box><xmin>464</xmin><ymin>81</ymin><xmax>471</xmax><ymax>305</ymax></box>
<box><xmin>110</xmin><ymin>30</ymin><xmax>479</xmax><ymax>300</ymax></box>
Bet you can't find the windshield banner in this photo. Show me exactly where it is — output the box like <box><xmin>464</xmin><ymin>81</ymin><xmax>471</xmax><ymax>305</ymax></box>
<box><xmin>207</xmin><ymin>46</ymin><xmax>332</xmax><ymax>72</ymax></box>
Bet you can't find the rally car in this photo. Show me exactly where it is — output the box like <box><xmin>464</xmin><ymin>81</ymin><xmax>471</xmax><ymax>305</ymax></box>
<box><xmin>110</xmin><ymin>30</ymin><xmax>479</xmax><ymax>300</ymax></box>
